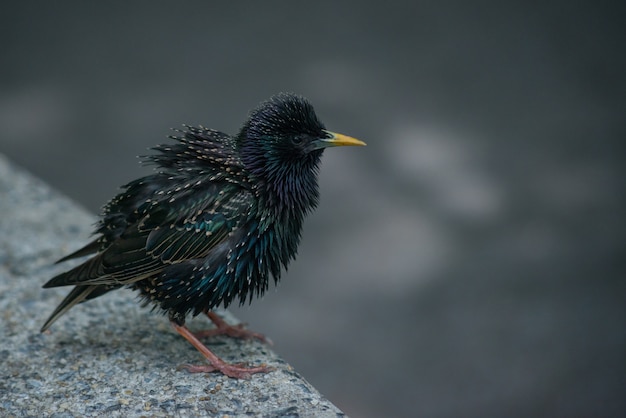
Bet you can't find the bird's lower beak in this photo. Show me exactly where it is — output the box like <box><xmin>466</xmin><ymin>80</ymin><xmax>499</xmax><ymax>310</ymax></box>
<box><xmin>312</xmin><ymin>131</ymin><xmax>367</xmax><ymax>149</ymax></box>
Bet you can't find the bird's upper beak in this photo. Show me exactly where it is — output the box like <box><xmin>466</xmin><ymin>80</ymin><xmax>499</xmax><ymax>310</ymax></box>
<box><xmin>312</xmin><ymin>131</ymin><xmax>367</xmax><ymax>150</ymax></box>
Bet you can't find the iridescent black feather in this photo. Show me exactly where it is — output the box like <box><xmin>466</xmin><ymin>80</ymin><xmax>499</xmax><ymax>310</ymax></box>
<box><xmin>42</xmin><ymin>92</ymin><xmax>364</xmax><ymax>331</ymax></box>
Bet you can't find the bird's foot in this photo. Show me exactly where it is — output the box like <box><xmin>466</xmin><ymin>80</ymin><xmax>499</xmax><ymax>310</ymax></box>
<box><xmin>172</xmin><ymin>321</ymin><xmax>274</xmax><ymax>379</ymax></box>
<box><xmin>195</xmin><ymin>311</ymin><xmax>272</xmax><ymax>345</ymax></box>
<box><xmin>179</xmin><ymin>362</ymin><xmax>273</xmax><ymax>379</ymax></box>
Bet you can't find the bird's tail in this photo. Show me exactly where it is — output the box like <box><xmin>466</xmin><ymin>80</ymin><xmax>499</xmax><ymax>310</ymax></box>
<box><xmin>40</xmin><ymin>285</ymin><xmax>103</xmax><ymax>332</ymax></box>
<box><xmin>43</xmin><ymin>255</ymin><xmax>105</xmax><ymax>288</ymax></box>
<box><xmin>55</xmin><ymin>239</ymin><xmax>100</xmax><ymax>264</ymax></box>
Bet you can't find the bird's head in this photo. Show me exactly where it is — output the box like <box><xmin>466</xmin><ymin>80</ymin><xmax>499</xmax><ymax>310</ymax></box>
<box><xmin>237</xmin><ymin>93</ymin><xmax>365</xmax><ymax>189</ymax></box>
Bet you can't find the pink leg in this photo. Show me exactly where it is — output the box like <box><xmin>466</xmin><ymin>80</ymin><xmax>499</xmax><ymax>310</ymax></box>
<box><xmin>172</xmin><ymin>321</ymin><xmax>273</xmax><ymax>379</ymax></box>
<box><xmin>193</xmin><ymin>311</ymin><xmax>272</xmax><ymax>345</ymax></box>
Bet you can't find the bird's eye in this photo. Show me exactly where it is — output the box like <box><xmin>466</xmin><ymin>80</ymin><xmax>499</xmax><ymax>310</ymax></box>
<box><xmin>291</xmin><ymin>135</ymin><xmax>305</xmax><ymax>145</ymax></box>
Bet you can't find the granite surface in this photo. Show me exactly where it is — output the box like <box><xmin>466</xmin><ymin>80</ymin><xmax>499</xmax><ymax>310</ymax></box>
<box><xmin>0</xmin><ymin>153</ymin><xmax>344</xmax><ymax>417</ymax></box>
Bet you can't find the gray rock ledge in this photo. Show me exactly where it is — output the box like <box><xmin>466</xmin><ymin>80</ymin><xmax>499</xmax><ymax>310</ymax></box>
<box><xmin>0</xmin><ymin>154</ymin><xmax>344</xmax><ymax>418</ymax></box>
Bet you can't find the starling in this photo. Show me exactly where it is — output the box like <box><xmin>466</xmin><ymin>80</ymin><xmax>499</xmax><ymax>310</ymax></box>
<box><xmin>41</xmin><ymin>92</ymin><xmax>365</xmax><ymax>378</ymax></box>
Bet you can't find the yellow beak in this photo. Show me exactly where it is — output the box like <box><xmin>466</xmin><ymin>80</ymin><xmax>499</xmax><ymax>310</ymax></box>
<box><xmin>313</xmin><ymin>131</ymin><xmax>367</xmax><ymax>149</ymax></box>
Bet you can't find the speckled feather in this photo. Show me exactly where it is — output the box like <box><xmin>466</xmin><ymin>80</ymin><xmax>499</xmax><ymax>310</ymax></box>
<box><xmin>41</xmin><ymin>93</ymin><xmax>355</xmax><ymax>331</ymax></box>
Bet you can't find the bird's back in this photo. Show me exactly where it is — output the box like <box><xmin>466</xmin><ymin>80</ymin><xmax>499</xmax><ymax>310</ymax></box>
<box><xmin>42</xmin><ymin>126</ymin><xmax>263</xmax><ymax>329</ymax></box>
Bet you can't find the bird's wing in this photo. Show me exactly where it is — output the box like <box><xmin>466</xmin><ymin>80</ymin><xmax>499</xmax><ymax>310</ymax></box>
<box><xmin>53</xmin><ymin>127</ymin><xmax>242</xmax><ymax>265</ymax></box>
<box><xmin>43</xmin><ymin>187</ymin><xmax>255</xmax><ymax>288</ymax></box>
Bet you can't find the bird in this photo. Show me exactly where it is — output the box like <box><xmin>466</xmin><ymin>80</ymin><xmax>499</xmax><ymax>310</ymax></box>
<box><xmin>41</xmin><ymin>92</ymin><xmax>366</xmax><ymax>378</ymax></box>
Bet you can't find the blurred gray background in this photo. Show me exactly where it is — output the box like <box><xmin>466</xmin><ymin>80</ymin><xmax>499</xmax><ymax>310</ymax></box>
<box><xmin>1</xmin><ymin>2</ymin><xmax>624</xmax><ymax>417</ymax></box>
